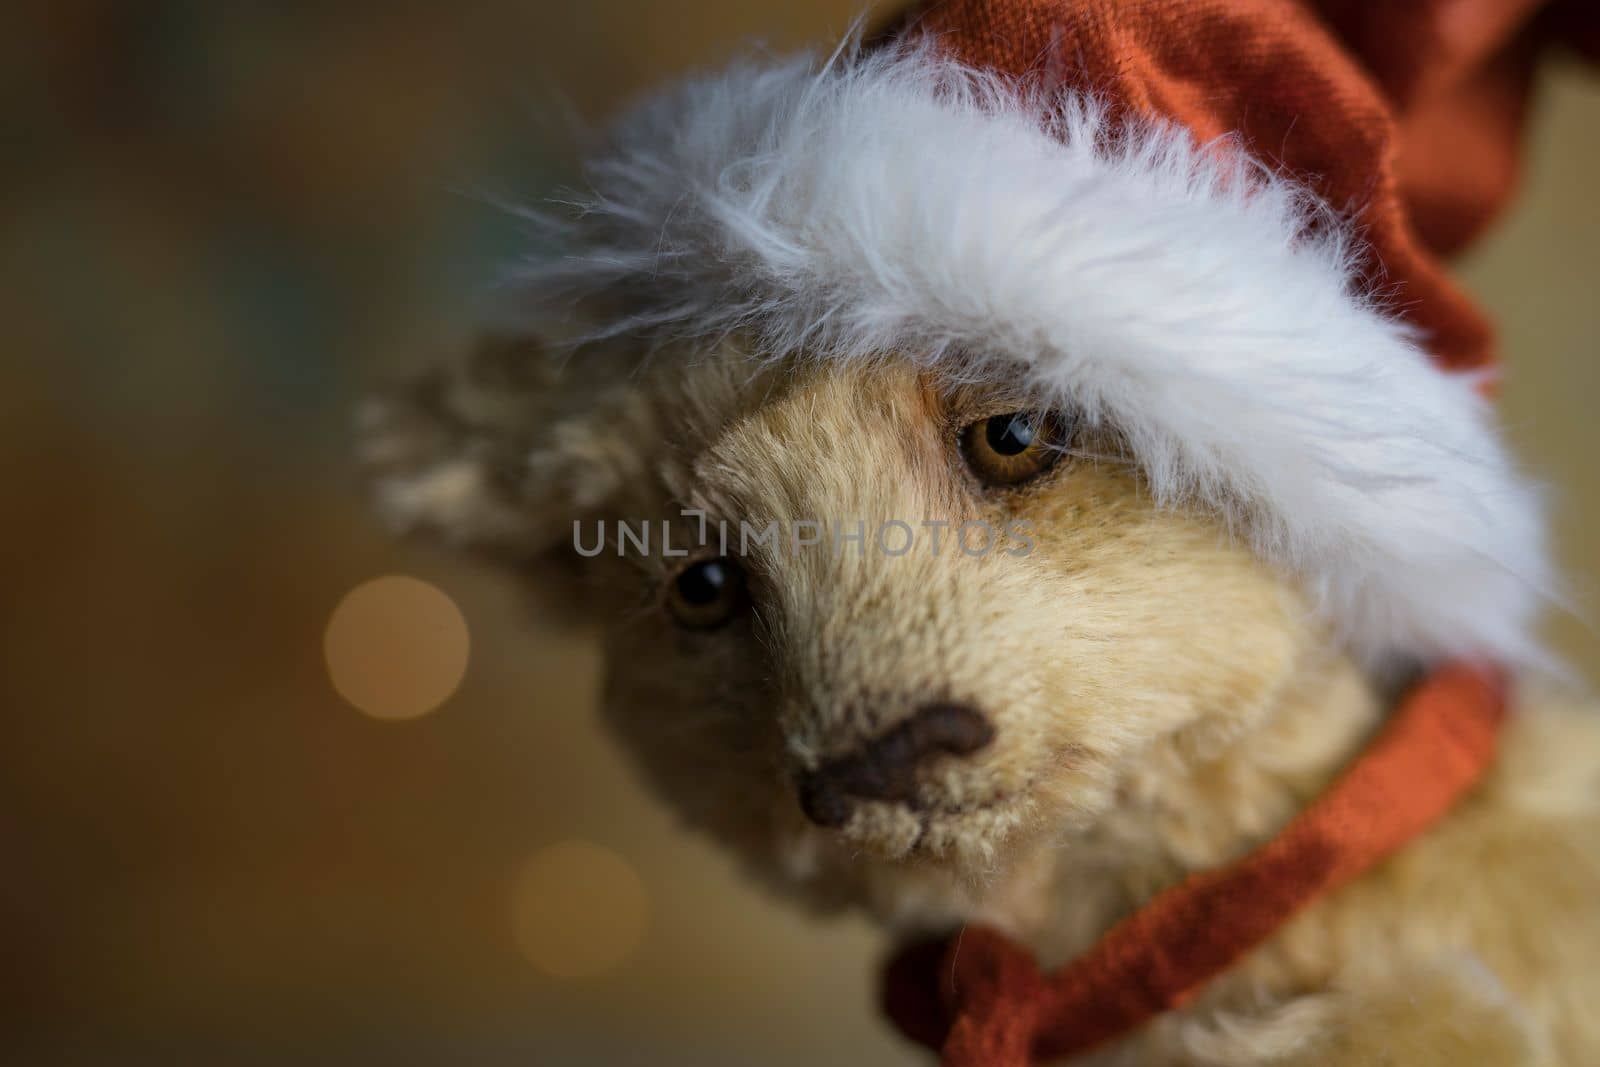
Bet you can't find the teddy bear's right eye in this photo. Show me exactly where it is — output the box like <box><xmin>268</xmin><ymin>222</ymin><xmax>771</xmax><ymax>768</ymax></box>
<box><xmin>666</xmin><ymin>557</ymin><xmax>748</xmax><ymax>630</ymax></box>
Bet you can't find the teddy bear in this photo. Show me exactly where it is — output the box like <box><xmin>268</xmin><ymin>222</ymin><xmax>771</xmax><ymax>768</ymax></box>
<box><xmin>362</xmin><ymin>1</ymin><xmax>1600</xmax><ymax>1063</ymax></box>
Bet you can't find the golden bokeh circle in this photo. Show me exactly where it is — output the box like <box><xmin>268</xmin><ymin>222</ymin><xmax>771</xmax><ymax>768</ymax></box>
<box><xmin>510</xmin><ymin>841</ymin><xmax>650</xmax><ymax>979</ymax></box>
<box><xmin>324</xmin><ymin>575</ymin><xmax>470</xmax><ymax>721</ymax></box>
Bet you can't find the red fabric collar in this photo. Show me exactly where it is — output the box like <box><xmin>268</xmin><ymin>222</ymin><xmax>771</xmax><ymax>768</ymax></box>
<box><xmin>881</xmin><ymin>662</ymin><xmax>1508</xmax><ymax>1065</ymax></box>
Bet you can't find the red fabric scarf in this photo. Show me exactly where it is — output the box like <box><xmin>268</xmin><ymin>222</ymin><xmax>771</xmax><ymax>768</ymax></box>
<box><xmin>881</xmin><ymin>662</ymin><xmax>1508</xmax><ymax>1065</ymax></box>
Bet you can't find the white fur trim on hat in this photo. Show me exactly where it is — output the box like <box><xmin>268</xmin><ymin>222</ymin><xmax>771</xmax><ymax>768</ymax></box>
<box><xmin>499</xmin><ymin>43</ymin><xmax>1554</xmax><ymax>670</ymax></box>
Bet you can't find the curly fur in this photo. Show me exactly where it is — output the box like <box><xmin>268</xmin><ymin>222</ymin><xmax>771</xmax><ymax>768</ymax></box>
<box><xmin>363</xmin><ymin>348</ymin><xmax>1597</xmax><ymax>1064</ymax></box>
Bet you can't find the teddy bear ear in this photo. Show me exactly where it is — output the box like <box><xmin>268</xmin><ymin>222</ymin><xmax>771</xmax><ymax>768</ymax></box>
<box><xmin>358</xmin><ymin>334</ymin><xmax>600</xmax><ymax>563</ymax></box>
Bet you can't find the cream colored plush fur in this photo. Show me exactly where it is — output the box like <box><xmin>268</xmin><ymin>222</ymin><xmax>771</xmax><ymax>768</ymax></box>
<box><xmin>364</xmin><ymin>342</ymin><xmax>1600</xmax><ymax>1065</ymax></box>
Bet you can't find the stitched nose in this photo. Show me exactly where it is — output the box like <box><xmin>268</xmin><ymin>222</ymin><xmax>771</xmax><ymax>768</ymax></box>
<box><xmin>796</xmin><ymin>702</ymin><xmax>994</xmax><ymax>829</ymax></box>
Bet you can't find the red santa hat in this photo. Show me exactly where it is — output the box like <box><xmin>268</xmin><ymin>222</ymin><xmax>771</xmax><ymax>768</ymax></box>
<box><xmin>470</xmin><ymin>0</ymin><xmax>1592</xmax><ymax>669</ymax></box>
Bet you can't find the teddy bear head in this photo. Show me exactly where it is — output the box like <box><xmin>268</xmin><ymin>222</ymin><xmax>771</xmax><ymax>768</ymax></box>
<box><xmin>362</xmin><ymin>338</ymin><xmax>1321</xmax><ymax>925</ymax></box>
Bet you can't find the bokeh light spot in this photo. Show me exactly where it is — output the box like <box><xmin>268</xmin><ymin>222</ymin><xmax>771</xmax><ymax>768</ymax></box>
<box><xmin>324</xmin><ymin>575</ymin><xmax>469</xmax><ymax>720</ymax></box>
<box><xmin>511</xmin><ymin>841</ymin><xmax>649</xmax><ymax>979</ymax></box>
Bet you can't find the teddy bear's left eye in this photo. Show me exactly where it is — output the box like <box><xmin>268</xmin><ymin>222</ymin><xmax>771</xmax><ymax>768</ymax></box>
<box><xmin>960</xmin><ymin>412</ymin><xmax>1067</xmax><ymax>487</ymax></box>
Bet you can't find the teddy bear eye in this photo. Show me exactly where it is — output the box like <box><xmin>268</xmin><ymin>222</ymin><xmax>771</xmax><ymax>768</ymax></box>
<box><xmin>960</xmin><ymin>412</ymin><xmax>1067</xmax><ymax>487</ymax></box>
<box><xmin>666</xmin><ymin>557</ymin><xmax>748</xmax><ymax>630</ymax></box>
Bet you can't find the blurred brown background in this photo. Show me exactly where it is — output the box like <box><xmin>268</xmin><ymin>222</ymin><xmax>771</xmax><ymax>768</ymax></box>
<box><xmin>2</xmin><ymin>4</ymin><xmax>1595</xmax><ymax>1065</ymax></box>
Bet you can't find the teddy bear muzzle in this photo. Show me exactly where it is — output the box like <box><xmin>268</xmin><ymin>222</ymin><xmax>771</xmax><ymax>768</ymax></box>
<box><xmin>795</xmin><ymin>702</ymin><xmax>994</xmax><ymax>829</ymax></box>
